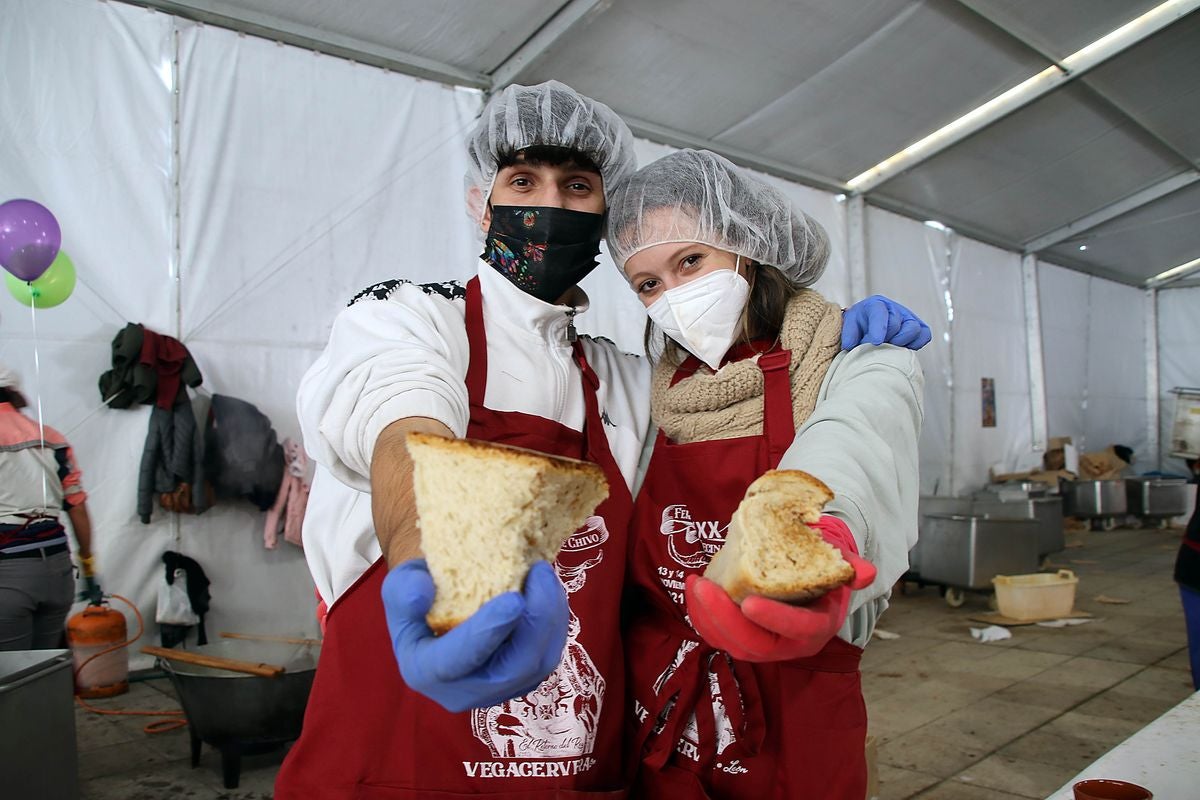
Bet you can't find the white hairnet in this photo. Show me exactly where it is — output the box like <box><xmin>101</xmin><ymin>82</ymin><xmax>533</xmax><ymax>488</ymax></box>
<box><xmin>465</xmin><ymin>81</ymin><xmax>637</xmax><ymax>223</ymax></box>
<box><xmin>607</xmin><ymin>149</ymin><xmax>829</xmax><ymax>287</ymax></box>
<box><xmin>0</xmin><ymin>363</ymin><xmax>20</xmax><ymax>393</ymax></box>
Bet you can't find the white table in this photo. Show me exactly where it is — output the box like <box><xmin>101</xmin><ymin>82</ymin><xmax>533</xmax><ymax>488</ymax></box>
<box><xmin>1045</xmin><ymin>690</ymin><xmax>1199</xmax><ymax>799</ymax></box>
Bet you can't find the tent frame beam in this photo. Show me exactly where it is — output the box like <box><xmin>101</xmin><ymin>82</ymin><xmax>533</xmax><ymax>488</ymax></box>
<box><xmin>621</xmin><ymin>115</ymin><xmax>846</xmax><ymax>194</ymax></box>
<box><xmin>489</xmin><ymin>0</ymin><xmax>611</xmax><ymax>92</ymax></box>
<box><xmin>116</xmin><ymin>0</ymin><xmax>492</xmax><ymax>88</ymax></box>
<box><xmin>847</xmin><ymin>0</ymin><xmax>1200</xmax><ymax>193</ymax></box>
<box><xmin>1022</xmin><ymin>171</ymin><xmax>1200</xmax><ymax>253</ymax></box>
<box><xmin>960</xmin><ymin>0</ymin><xmax>1200</xmax><ymax>269</ymax></box>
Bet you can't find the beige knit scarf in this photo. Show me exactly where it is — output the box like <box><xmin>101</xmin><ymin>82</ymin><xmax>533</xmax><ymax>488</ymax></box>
<box><xmin>651</xmin><ymin>289</ymin><xmax>843</xmax><ymax>444</ymax></box>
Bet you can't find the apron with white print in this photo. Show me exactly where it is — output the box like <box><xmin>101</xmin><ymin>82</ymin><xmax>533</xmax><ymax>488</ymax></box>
<box><xmin>276</xmin><ymin>277</ymin><xmax>632</xmax><ymax>798</ymax></box>
<box><xmin>626</xmin><ymin>345</ymin><xmax>867</xmax><ymax>799</ymax></box>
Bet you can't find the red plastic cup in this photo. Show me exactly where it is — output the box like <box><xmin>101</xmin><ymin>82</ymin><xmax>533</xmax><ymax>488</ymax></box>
<box><xmin>1073</xmin><ymin>779</ymin><xmax>1152</xmax><ymax>800</ymax></box>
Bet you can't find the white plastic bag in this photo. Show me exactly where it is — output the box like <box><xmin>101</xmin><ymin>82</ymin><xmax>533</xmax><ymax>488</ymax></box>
<box><xmin>156</xmin><ymin>568</ymin><xmax>200</xmax><ymax>626</ymax></box>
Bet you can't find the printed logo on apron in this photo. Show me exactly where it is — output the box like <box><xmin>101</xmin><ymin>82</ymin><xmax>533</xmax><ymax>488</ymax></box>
<box><xmin>467</xmin><ymin>516</ymin><xmax>610</xmax><ymax>776</ymax></box>
<box><xmin>660</xmin><ymin>503</ymin><xmax>728</xmax><ymax>569</ymax></box>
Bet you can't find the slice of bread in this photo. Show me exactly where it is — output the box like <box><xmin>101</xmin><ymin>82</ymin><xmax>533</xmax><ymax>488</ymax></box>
<box><xmin>703</xmin><ymin>470</ymin><xmax>854</xmax><ymax>604</ymax></box>
<box><xmin>406</xmin><ymin>432</ymin><xmax>609</xmax><ymax>633</ymax></box>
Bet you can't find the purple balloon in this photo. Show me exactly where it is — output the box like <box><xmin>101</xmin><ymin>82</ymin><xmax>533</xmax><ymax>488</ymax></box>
<box><xmin>0</xmin><ymin>199</ymin><xmax>62</xmax><ymax>282</ymax></box>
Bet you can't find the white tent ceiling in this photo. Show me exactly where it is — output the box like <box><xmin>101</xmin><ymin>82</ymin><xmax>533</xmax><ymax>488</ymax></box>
<box><xmin>125</xmin><ymin>0</ymin><xmax>1200</xmax><ymax>287</ymax></box>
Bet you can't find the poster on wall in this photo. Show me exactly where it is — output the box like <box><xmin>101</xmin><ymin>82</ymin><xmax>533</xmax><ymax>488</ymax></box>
<box><xmin>981</xmin><ymin>377</ymin><xmax>996</xmax><ymax>428</ymax></box>
<box><xmin>1169</xmin><ymin>388</ymin><xmax>1200</xmax><ymax>459</ymax></box>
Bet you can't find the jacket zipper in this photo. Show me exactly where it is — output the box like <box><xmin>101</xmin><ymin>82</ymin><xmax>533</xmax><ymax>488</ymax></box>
<box><xmin>556</xmin><ymin>308</ymin><xmax>578</xmax><ymax>421</ymax></box>
<box><xmin>564</xmin><ymin>307</ymin><xmax>578</xmax><ymax>343</ymax></box>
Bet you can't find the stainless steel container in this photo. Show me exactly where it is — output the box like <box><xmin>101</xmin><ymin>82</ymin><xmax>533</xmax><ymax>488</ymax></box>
<box><xmin>919</xmin><ymin>496</ymin><xmax>974</xmax><ymax>518</ymax></box>
<box><xmin>1062</xmin><ymin>480</ymin><xmax>1127</xmax><ymax>518</ymax></box>
<box><xmin>0</xmin><ymin>649</ymin><xmax>78</xmax><ymax>800</ymax></box>
<box><xmin>915</xmin><ymin>497</ymin><xmax>974</xmax><ymax>574</ymax></box>
<box><xmin>914</xmin><ymin>514</ymin><xmax>1040</xmax><ymax>590</ymax></box>
<box><xmin>1125</xmin><ymin>477</ymin><xmax>1191</xmax><ymax>518</ymax></box>
<box><xmin>972</xmin><ymin>496</ymin><xmax>1065</xmax><ymax>558</ymax></box>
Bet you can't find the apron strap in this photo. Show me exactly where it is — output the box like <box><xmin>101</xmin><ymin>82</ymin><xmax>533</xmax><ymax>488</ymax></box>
<box><xmin>464</xmin><ymin>277</ymin><xmax>486</xmax><ymax>407</ymax></box>
<box><xmin>633</xmin><ymin>641</ymin><xmax>709</xmax><ymax>772</ymax></box>
<box><xmin>757</xmin><ymin>347</ymin><xmax>794</xmax><ymax>468</ymax></box>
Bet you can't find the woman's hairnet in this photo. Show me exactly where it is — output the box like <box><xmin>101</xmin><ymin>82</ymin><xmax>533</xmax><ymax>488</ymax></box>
<box><xmin>465</xmin><ymin>81</ymin><xmax>637</xmax><ymax>223</ymax></box>
<box><xmin>607</xmin><ymin>149</ymin><xmax>829</xmax><ymax>287</ymax></box>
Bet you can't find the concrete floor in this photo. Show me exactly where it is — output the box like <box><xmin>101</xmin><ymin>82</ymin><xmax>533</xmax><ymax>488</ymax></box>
<box><xmin>73</xmin><ymin>524</ymin><xmax>1194</xmax><ymax>800</ymax></box>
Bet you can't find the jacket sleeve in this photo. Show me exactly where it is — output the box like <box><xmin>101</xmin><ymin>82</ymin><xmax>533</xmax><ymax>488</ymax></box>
<box><xmin>138</xmin><ymin>411</ymin><xmax>164</xmax><ymax>524</ymax></box>
<box><xmin>776</xmin><ymin>345</ymin><xmax>924</xmax><ymax>646</ymax></box>
<box><xmin>297</xmin><ymin>284</ymin><xmax>470</xmax><ymax>493</ymax></box>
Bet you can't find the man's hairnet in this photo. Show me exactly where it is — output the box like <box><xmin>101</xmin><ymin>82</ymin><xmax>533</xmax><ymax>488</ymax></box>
<box><xmin>607</xmin><ymin>149</ymin><xmax>829</xmax><ymax>287</ymax></box>
<box><xmin>0</xmin><ymin>363</ymin><xmax>21</xmax><ymax>393</ymax></box>
<box><xmin>465</xmin><ymin>81</ymin><xmax>636</xmax><ymax>223</ymax></box>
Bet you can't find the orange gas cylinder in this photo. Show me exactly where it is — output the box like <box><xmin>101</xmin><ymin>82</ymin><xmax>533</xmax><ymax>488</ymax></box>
<box><xmin>67</xmin><ymin>604</ymin><xmax>130</xmax><ymax>698</ymax></box>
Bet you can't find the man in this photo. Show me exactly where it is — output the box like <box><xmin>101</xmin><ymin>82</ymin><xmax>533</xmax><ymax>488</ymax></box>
<box><xmin>0</xmin><ymin>364</ymin><xmax>100</xmax><ymax>650</ymax></box>
<box><xmin>276</xmin><ymin>81</ymin><xmax>927</xmax><ymax>798</ymax></box>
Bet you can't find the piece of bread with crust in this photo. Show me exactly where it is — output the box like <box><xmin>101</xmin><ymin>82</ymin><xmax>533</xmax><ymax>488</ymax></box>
<box><xmin>703</xmin><ymin>470</ymin><xmax>854</xmax><ymax>604</ymax></box>
<box><xmin>406</xmin><ymin>432</ymin><xmax>609</xmax><ymax>634</ymax></box>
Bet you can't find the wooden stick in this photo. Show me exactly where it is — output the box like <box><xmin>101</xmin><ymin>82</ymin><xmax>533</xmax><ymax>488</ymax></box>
<box><xmin>218</xmin><ymin>631</ymin><xmax>321</xmax><ymax>646</ymax></box>
<box><xmin>141</xmin><ymin>646</ymin><xmax>285</xmax><ymax>678</ymax></box>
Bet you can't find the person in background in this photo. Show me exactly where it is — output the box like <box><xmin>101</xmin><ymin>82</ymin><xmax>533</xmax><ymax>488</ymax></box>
<box><xmin>606</xmin><ymin>150</ymin><xmax>923</xmax><ymax>798</ymax></box>
<box><xmin>0</xmin><ymin>363</ymin><xmax>100</xmax><ymax>651</ymax></box>
<box><xmin>1174</xmin><ymin>457</ymin><xmax>1200</xmax><ymax>689</ymax></box>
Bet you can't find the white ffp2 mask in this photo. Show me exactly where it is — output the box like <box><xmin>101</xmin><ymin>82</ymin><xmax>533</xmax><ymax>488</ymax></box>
<box><xmin>646</xmin><ymin>260</ymin><xmax>750</xmax><ymax>370</ymax></box>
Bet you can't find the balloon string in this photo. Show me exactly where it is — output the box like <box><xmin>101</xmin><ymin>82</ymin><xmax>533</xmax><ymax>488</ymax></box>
<box><xmin>29</xmin><ymin>292</ymin><xmax>48</xmax><ymax>512</ymax></box>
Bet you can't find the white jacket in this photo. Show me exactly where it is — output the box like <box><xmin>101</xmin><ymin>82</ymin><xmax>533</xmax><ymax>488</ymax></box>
<box><xmin>778</xmin><ymin>344</ymin><xmax>924</xmax><ymax>646</ymax></box>
<box><xmin>297</xmin><ymin>261</ymin><xmax>652</xmax><ymax>606</ymax></box>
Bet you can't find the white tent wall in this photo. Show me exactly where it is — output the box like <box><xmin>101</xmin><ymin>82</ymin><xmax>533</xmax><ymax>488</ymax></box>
<box><xmin>0</xmin><ymin>0</ymin><xmax>179</xmax><ymax>662</ymax></box>
<box><xmin>1158</xmin><ymin>286</ymin><xmax>1200</xmax><ymax>475</ymax></box>
<box><xmin>950</xmin><ymin>238</ymin><xmax>1034</xmax><ymax>492</ymax></box>
<box><xmin>1039</xmin><ymin>263</ymin><xmax>1090</xmax><ymax>447</ymax></box>
<box><xmin>864</xmin><ymin>208</ymin><xmax>953</xmax><ymax>495</ymax></box>
<box><xmin>1039</xmin><ymin>262</ymin><xmax>1150</xmax><ymax>462</ymax></box>
<box><xmin>1</xmin><ymin>1</ymin><xmax>487</xmax><ymax>669</ymax></box>
<box><xmin>1084</xmin><ymin>278</ymin><xmax>1148</xmax><ymax>461</ymax></box>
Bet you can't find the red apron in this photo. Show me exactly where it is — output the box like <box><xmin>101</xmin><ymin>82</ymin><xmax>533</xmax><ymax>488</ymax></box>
<box><xmin>626</xmin><ymin>346</ymin><xmax>867</xmax><ymax>799</ymax></box>
<box><xmin>276</xmin><ymin>277</ymin><xmax>633</xmax><ymax>798</ymax></box>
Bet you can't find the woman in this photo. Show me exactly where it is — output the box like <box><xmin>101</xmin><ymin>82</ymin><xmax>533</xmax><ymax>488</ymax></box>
<box><xmin>607</xmin><ymin>150</ymin><xmax>923</xmax><ymax>798</ymax></box>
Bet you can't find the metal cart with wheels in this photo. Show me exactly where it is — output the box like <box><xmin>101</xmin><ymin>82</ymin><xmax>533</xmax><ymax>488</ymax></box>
<box><xmin>906</xmin><ymin>510</ymin><xmax>1041</xmax><ymax>607</ymax></box>
<box><xmin>1125</xmin><ymin>477</ymin><xmax>1193</xmax><ymax>528</ymax></box>
<box><xmin>1062</xmin><ymin>480</ymin><xmax>1127</xmax><ymax>530</ymax></box>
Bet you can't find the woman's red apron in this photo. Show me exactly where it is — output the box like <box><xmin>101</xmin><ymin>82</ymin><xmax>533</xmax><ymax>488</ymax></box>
<box><xmin>626</xmin><ymin>346</ymin><xmax>867</xmax><ymax>799</ymax></box>
<box><xmin>276</xmin><ymin>277</ymin><xmax>632</xmax><ymax>798</ymax></box>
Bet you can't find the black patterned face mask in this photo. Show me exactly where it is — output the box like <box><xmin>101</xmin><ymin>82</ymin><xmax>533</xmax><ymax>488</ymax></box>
<box><xmin>482</xmin><ymin>205</ymin><xmax>605</xmax><ymax>303</ymax></box>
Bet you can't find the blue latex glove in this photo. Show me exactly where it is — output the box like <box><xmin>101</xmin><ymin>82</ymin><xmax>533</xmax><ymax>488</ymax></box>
<box><xmin>842</xmin><ymin>295</ymin><xmax>931</xmax><ymax>351</ymax></box>
<box><xmin>381</xmin><ymin>558</ymin><xmax>569</xmax><ymax>713</ymax></box>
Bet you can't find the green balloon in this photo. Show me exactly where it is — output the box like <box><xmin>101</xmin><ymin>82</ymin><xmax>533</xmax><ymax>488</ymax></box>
<box><xmin>5</xmin><ymin>249</ymin><xmax>76</xmax><ymax>308</ymax></box>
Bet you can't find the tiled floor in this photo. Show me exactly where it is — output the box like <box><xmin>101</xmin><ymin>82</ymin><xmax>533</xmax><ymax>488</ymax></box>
<box><xmin>73</xmin><ymin>524</ymin><xmax>1195</xmax><ymax>799</ymax></box>
<box><xmin>866</xmin><ymin>524</ymin><xmax>1195</xmax><ymax>800</ymax></box>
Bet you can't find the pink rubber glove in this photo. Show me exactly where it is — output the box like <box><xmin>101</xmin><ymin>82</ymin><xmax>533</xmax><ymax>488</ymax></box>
<box><xmin>685</xmin><ymin>516</ymin><xmax>877</xmax><ymax>662</ymax></box>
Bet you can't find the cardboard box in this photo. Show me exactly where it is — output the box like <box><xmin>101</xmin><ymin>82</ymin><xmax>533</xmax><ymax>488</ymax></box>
<box><xmin>1044</xmin><ymin>437</ymin><xmax>1074</xmax><ymax>471</ymax></box>
<box><xmin>989</xmin><ymin>468</ymin><xmax>1074</xmax><ymax>485</ymax></box>
<box><xmin>1078</xmin><ymin>447</ymin><xmax>1130</xmax><ymax>480</ymax></box>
